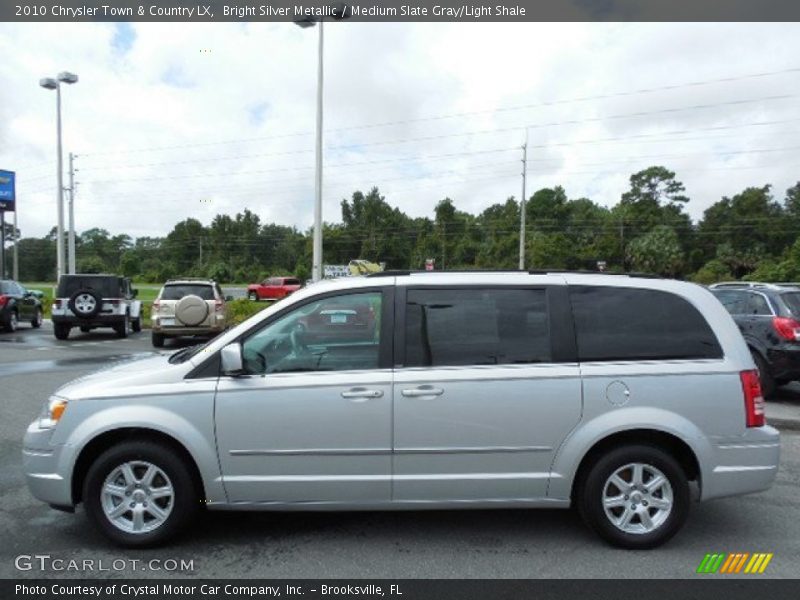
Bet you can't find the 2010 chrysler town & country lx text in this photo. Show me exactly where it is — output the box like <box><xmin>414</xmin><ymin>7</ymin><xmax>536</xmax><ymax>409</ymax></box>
<box><xmin>23</xmin><ymin>272</ymin><xmax>780</xmax><ymax>548</ymax></box>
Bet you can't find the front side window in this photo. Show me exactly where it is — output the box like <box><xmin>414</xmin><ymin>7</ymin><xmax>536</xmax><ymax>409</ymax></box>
<box><xmin>404</xmin><ymin>288</ymin><xmax>551</xmax><ymax>367</ymax></box>
<box><xmin>570</xmin><ymin>286</ymin><xmax>722</xmax><ymax>361</ymax></box>
<box><xmin>241</xmin><ymin>291</ymin><xmax>383</xmax><ymax>374</ymax></box>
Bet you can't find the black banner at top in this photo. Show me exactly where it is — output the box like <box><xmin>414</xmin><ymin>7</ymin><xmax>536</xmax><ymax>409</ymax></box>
<box><xmin>3</xmin><ymin>0</ymin><xmax>800</xmax><ymax>22</ymax></box>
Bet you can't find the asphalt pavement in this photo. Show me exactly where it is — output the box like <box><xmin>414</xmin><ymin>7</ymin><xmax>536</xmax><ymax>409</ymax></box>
<box><xmin>1</xmin><ymin>323</ymin><xmax>799</xmax><ymax>579</ymax></box>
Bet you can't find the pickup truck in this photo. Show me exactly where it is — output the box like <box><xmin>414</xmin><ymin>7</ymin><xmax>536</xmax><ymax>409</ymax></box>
<box><xmin>247</xmin><ymin>276</ymin><xmax>302</xmax><ymax>301</ymax></box>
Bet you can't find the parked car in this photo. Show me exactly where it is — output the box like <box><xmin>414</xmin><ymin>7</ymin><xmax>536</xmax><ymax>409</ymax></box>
<box><xmin>50</xmin><ymin>274</ymin><xmax>142</xmax><ymax>340</ymax></box>
<box><xmin>23</xmin><ymin>272</ymin><xmax>778</xmax><ymax>549</ymax></box>
<box><xmin>0</xmin><ymin>279</ymin><xmax>44</xmax><ymax>331</ymax></box>
<box><xmin>150</xmin><ymin>279</ymin><xmax>230</xmax><ymax>347</ymax></box>
<box><xmin>710</xmin><ymin>281</ymin><xmax>800</xmax><ymax>396</ymax></box>
<box><xmin>247</xmin><ymin>276</ymin><xmax>302</xmax><ymax>301</ymax></box>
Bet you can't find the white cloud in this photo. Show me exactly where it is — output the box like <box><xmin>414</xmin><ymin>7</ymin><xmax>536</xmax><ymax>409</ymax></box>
<box><xmin>0</xmin><ymin>21</ymin><xmax>799</xmax><ymax>242</ymax></box>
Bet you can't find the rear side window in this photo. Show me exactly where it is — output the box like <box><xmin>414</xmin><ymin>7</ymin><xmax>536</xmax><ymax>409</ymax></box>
<box><xmin>780</xmin><ymin>292</ymin><xmax>800</xmax><ymax>317</ymax></box>
<box><xmin>714</xmin><ymin>290</ymin><xmax>748</xmax><ymax>315</ymax></box>
<box><xmin>285</xmin><ymin>278</ymin><xmax>301</xmax><ymax>286</ymax></box>
<box><xmin>570</xmin><ymin>286</ymin><xmax>722</xmax><ymax>361</ymax></box>
<box><xmin>746</xmin><ymin>293</ymin><xmax>772</xmax><ymax>315</ymax></box>
<box><xmin>161</xmin><ymin>284</ymin><xmax>215</xmax><ymax>301</ymax></box>
<box><xmin>404</xmin><ymin>288</ymin><xmax>551</xmax><ymax>367</ymax></box>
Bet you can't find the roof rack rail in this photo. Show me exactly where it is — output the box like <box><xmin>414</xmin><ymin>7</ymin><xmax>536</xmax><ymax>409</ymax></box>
<box><xmin>708</xmin><ymin>281</ymin><xmax>782</xmax><ymax>290</ymax></box>
<box><xmin>165</xmin><ymin>277</ymin><xmax>216</xmax><ymax>283</ymax></box>
<box><xmin>366</xmin><ymin>269</ymin><xmax>662</xmax><ymax>278</ymax></box>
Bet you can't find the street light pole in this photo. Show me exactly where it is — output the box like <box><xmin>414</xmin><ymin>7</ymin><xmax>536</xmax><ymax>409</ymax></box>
<box><xmin>55</xmin><ymin>83</ymin><xmax>65</xmax><ymax>280</ymax></box>
<box><xmin>40</xmin><ymin>71</ymin><xmax>78</xmax><ymax>281</ymax></box>
<box><xmin>312</xmin><ymin>20</ymin><xmax>324</xmax><ymax>282</ymax></box>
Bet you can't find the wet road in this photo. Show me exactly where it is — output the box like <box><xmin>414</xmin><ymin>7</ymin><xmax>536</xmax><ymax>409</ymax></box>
<box><xmin>1</xmin><ymin>323</ymin><xmax>799</xmax><ymax>579</ymax></box>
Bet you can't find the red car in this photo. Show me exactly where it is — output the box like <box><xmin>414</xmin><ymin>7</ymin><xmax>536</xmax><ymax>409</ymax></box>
<box><xmin>247</xmin><ymin>277</ymin><xmax>302</xmax><ymax>301</ymax></box>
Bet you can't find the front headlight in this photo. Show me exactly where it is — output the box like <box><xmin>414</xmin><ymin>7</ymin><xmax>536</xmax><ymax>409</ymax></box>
<box><xmin>39</xmin><ymin>396</ymin><xmax>68</xmax><ymax>429</ymax></box>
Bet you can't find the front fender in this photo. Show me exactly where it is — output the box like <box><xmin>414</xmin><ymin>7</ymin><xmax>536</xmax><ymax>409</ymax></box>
<box><xmin>547</xmin><ymin>406</ymin><xmax>712</xmax><ymax>500</ymax></box>
<box><xmin>54</xmin><ymin>403</ymin><xmax>226</xmax><ymax>503</ymax></box>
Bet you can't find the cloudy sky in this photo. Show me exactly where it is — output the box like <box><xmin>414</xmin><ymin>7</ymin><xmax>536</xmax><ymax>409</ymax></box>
<box><xmin>1</xmin><ymin>22</ymin><xmax>799</xmax><ymax>240</ymax></box>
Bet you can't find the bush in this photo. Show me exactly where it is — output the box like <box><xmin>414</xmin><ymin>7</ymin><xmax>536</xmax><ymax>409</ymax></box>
<box><xmin>691</xmin><ymin>259</ymin><xmax>733</xmax><ymax>285</ymax></box>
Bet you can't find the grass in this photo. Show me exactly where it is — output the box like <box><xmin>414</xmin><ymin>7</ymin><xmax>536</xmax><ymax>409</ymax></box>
<box><xmin>23</xmin><ymin>283</ymin><xmax>266</xmax><ymax>328</ymax></box>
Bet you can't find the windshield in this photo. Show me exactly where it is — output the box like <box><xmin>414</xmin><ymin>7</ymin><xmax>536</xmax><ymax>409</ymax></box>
<box><xmin>161</xmin><ymin>284</ymin><xmax>215</xmax><ymax>300</ymax></box>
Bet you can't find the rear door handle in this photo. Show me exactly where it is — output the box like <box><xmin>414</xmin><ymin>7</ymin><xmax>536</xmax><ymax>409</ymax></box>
<box><xmin>401</xmin><ymin>386</ymin><xmax>444</xmax><ymax>397</ymax></box>
<box><xmin>341</xmin><ymin>388</ymin><xmax>384</xmax><ymax>400</ymax></box>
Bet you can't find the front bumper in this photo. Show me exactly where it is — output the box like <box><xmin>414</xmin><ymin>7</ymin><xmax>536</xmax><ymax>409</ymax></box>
<box><xmin>702</xmin><ymin>425</ymin><xmax>780</xmax><ymax>501</ymax></box>
<box><xmin>22</xmin><ymin>421</ymin><xmax>73</xmax><ymax>508</ymax></box>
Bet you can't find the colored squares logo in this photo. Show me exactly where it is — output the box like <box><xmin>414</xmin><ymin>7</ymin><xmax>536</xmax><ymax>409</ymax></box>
<box><xmin>697</xmin><ymin>553</ymin><xmax>773</xmax><ymax>574</ymax></box>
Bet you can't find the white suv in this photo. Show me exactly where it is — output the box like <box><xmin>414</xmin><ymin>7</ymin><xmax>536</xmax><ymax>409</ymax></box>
<box><xmin>150</xmin><ymin>279</ymin><xmax>229</xmax><ymax>347</ymax></box>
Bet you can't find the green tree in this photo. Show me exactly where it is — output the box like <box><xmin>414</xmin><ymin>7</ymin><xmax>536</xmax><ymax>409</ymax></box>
<box><xmin>626</xmin><ymin>225</ymin><xmax>684</xmax><ymax>277</ymax></box>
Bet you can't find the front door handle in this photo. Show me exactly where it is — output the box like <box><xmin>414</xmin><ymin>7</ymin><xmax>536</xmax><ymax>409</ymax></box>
<box><xmin>401</xmin><ymin>386</ymin><xmax>444</xmax><ymax>398</ymax></box>
<box><xmin>341</xmin><ymin>388</ymin><xmax>384</xmax><ymax>400</ymax></box>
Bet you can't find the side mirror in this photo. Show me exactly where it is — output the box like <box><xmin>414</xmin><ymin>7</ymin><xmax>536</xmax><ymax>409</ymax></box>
<box><xmin>225</xmin><ymin>295</ymin><xmax>234</xmax><ymax>302</ymax></box>
<box><xmin>132</xmin><ymin>289</ymin><xmax>139</xmax><ymax>298</ymax></box>
<box><xmin>221</xmin><ymin>342</ymin><xmax>244</xmax><ymax>375</ymax></box>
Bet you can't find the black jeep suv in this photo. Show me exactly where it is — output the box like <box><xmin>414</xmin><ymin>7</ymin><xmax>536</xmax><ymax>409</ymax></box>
<box><xmin>710</xmin><ymin>282</ymin><xmax>800</xmax><ymax>396</ymax></box>
<box><xmin>51</xmin><ymin>274</ymin><xmax>142</xmax><ymax>340</ymax></box>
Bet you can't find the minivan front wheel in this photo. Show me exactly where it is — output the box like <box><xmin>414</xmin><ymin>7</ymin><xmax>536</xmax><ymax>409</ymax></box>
<box><xmin>578</xmin><ymin>445</ymin><xmax>689</xmax><ymax>549</ymax></box>
<box><xmin>83</xmin><ymin>441</ymin><xmax>198</xmax><ymax>547</ymax></box>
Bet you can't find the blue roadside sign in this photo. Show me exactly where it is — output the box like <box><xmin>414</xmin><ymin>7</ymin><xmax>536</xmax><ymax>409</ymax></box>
<box><xmin>0</xmin><ymin>170</ymin><xmax>15</xmax><ymax>211</ymax></box>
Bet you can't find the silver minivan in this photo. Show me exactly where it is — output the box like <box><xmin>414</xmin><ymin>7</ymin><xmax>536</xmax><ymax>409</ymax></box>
<box><xmin>23</xmin><ymin>272</ymin><xmax>780</xmax><ymax>548</ymax></box>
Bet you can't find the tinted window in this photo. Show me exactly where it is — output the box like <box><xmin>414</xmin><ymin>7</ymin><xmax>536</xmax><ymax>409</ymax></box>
<box><xmin>405</xmin><ymin>288</ymin><xmax>551</xmax><ymax>367</ymax></box>
<box><xmin>161</xmin><ymin>284</ymin><xmax>215</xmax><ymax>301</ymax></box>
<box><xmin>161</xmin><ymin>284</ymin><xmax>214</xmax><ymax>300</ymax></box>
<box><xmin>746</xmin><ymin>293</ymin><xmax>771</xmax><ymax>315</ymax></box>
<box><xmin>781</xmin><ymin>292</ymin><xmax>800</xmax><ymax>317</ymax></box>
<box><xmin>570</xmin><ymin>286</ymin><xmax>722</xmax><ymax>361</ymax></box>
<box><xmin>714</xmin><ymin>290</ymin><xmax>748</xmax><ymax>315</ymax></box>
<box><xmin>57</xmin><ymin>276</ymin><xmax>120</xmax><ymax>298</ymax></box>
<box><xmin>242</xmin><ymin>291</ymin><xmax>382</xmax><ymax>374</ymax></box>
<box><xmin>284</xmin><ymin>278</ymin><xmax>301</xmax><ymax>286</ymax></box>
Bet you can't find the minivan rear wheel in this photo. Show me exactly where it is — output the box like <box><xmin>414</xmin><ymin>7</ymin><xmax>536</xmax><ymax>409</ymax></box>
<box><xmin>83</xmin><ymin>441</ymin><xmax>198</xmax><ymax>547</ymax></box>
<box><xmin>577</xmin><ymin>445</ymin><xmax>689</xmax><ymax>549</ymax></box>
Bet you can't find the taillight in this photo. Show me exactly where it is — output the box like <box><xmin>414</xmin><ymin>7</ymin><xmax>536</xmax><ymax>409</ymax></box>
<box><xmin>152</xmin><ymin>300</ymin><xmax>160</xmax><ymax>311</ymax></box>
<box><xmin>0</xmin><ymin>295</ymin><xmax>7</xmax><ymax>307</ymax></box>
<box><xmin>772</xmin><ymin>316</ymin><xmax>800</xmax><ymax>341</ymax></box>
<box><xmin>215</xmin><ymin>300</ymin><xmax>223</xmax><ymax>312</ymax></box>
<box><xmin>108</xmin><ymin>299</ymin><xmax>121</xmax><ymax>306</ymax></box>
<box><xmin>53</xmin><ymin>299</ymin><xmax>62</xmax><ymax>308</ymax></box>
<box><xmin>740</xmin><ymin>370</ymin><xmax>765</xmax><ymax>428</ymax></box>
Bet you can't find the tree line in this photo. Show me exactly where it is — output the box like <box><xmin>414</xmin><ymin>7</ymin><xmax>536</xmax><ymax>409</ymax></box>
<box><xmin>5</xmin><ymin>165</ymin><xmax>800</xmax><ymax>284</ymax></box>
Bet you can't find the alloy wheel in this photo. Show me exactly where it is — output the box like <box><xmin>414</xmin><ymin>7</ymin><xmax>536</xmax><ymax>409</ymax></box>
<box><xmin>100</xmin><ymin>461</ymin><xmax>174</xmax><ymax>534</ymax></box>
<box><xmin>602</xmin><ymin>462</ymin><xmax>673</xmax><ymax>534</ymax></box>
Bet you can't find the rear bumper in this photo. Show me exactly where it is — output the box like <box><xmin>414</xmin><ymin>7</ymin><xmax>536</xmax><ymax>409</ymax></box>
<box><xmin>767</xmin><ymin>344</ymin><xmax>800</xmax><ymax>381</ymax></box>
<box><xmin>702</xmin><ymin>425</ymin><xmax>780</xmax><ymax>500</ymax></box>
<box><xmin>52</xmin><ymin>314</ymin><xmax>126</xmax><ymax>327</ymax></box>
<box><xmin>152</xmin><ymin>326</ymin><xmax>225</xmax><ymax>336</ymax></box>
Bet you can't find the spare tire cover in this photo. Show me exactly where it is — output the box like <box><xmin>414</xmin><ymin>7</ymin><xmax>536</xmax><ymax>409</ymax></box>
<box><xmin>175</xmin><ymin>295</ymin><xmax>209</xmax><ymax>327</ymax></box>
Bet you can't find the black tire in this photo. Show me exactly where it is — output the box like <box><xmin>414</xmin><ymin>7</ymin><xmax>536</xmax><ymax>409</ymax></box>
<box><xmin>54</xmin><ymin>323</ymin><xmax>70</xmax><ymax>340</ymax></box>
<box><xmin>5</xmin><ymin>310</ymin><xmax>18</xmax><ymax>332</ymax></box>
<box><xmin>80</xmin><ymin>325</ymin><xmax>91</xmax><ymax>333</ymax></box>
<box><xmin>248</xmin><ymin>292</ymin><xmax>258</xmax><ymax>301</ymax></box>
<box><xmin>132</xmin><ymin>317</ymin><xmax>142</xmax><ymax>333</ymax></box>
<box><xmin>577</xmin><ymin>444</ymin><xmax>690</xmax><ymax>549</ymax></box>
<box><xmin>750</xmin><ymin>350</ymin><xmax>775</xmax><ymax>398</ymax></box>
<box><xmin>31</xmin><ymin>308</ymin><xmax>43</xmax><ymax>328</ymax></box>
<box><xmin>68</xmin><ymin>290</ymin><xmax>102</xmax><ymax>319</ymax></box>
<box><xmin>151</xmin><ymin>332</ymin><xmax>165</xmax><ymax>348</ymax></box>
<box><xmin>82</xmin><ymin>440</ymin><xmax>199</xmax><ymax>548</ymax></box>
<box><xmin>115</xmin><ymin>314</ymin><xmax>130</xmax><ymax>338</ymax></box>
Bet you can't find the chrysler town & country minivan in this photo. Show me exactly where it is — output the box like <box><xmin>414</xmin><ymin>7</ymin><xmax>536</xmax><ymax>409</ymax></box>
<box><xmin>23</xmin><ymin>272</ymin><xmax>780</xmax><ymax>548</ymax></box>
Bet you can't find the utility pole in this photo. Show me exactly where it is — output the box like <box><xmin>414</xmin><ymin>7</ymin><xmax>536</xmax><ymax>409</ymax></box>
<box><xmin>518</xmin><ymin>131</ymin><xmax>528</xmax><ymax>270</ymax></box>
<box><xmin>12</xmin><ymin>208</ymin><xmax>18</xmax><ymax>280</ymax></box>
<box><xmin>67</xmin><ymin>152</ymin><xmax>76</xmax><ymax>274</ymax></box>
